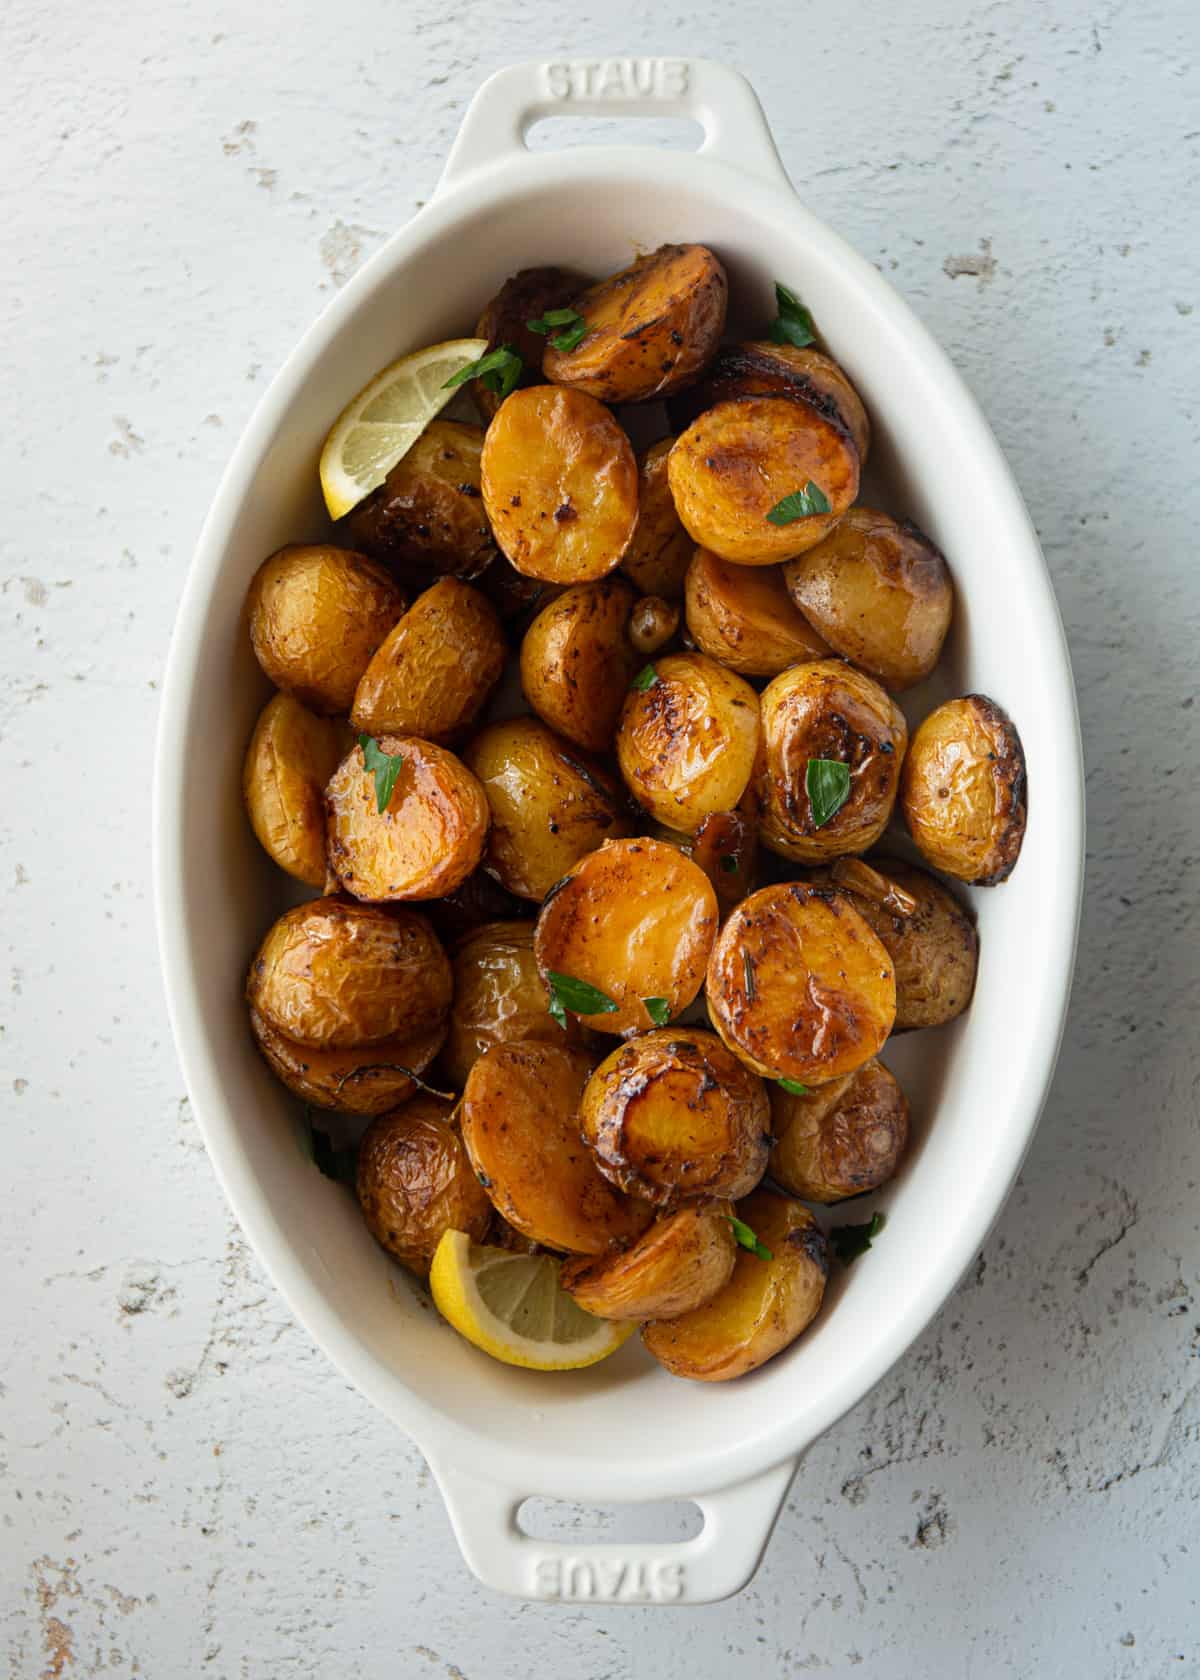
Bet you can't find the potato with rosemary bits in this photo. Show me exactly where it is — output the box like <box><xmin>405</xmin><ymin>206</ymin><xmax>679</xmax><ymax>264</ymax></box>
<box><xmin>672</xmin><ymin>341</ymin><xmax>870</xmax><ymax>467</ymax></box>
<box><xmin>769</xmin><ymin>1058</ymin><xmax>910</xmax><ymax>1202</ymax></box>
<box><xmin>242</xmin><ymin>693</ymin><xmax>352</xmax><ymax>887</ymax></box>
<box><xmin>250</xmin><ymin>1008</ymin><xmax>447</xmax><ymax>1116</ymax></box>
<box><xmin>561</xmin><ymin>1201</ymin><xmax>737</xmax><ymax>1322</ymax></box>
<box><xmin>472</xmin><ymin>265</ymin><xmax>588</xmax><ymax>419</ymax></box>
<box><xmin>900</xmin><ymin>694</ymin><xmax>1028</xmax><ymax>885</ymax></box>
<box><xmin>519</xmin><ymin>576</ymin><xmax>637</xmax><ymax>752</ymax></box>
<box><xmin>442</xmin><ymin>919</ymin><xmax>583</xmax><ymax>1088</ymax></box>
<box><xmin>351</xmin><ymin>578</ymin><xmax>507</xmax><ymax>744</ymax></box>
<box><xmin>620</xmin><ymin>438</ymin><xmax>694</xmax><ymax>600</ymax></box>
<box><xmin>357</xmin><ymin>1097</ymin><xmax>493</xmax><ymax>1277</ymax></box>
<box><xmin>684</xmin><ymin>547</ymin><xmax>830</xmax><ymax>677</ymax></box>
<box><xmin>339</xmin><ymin>419</ymin><xmax>496</xmax><ymax>581</ymax></box>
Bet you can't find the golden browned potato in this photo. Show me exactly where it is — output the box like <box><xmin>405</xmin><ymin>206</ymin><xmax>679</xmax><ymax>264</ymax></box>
<box><xmin>561</xmin><ymin>1201</ymin><xmax>737</xmax><ymax>1321</ymax></box>
<box><xmin>472</xmin><ymin>265</ymin><xmax>588</xmax><ymax>420</ymax></box>
<box><xmin>542</xmin><ymin>244</ymin><xmax>727</xmax><ymax>404</ymax></box>
<box><xmin>480</xmin><ymin>386</ymin><xmax>638</xmax><ymax>583</ymax></box>
<box><xmin>667</xmin><ymin>397</ymin><xmax>860</xmax><ymax>565</ymax></box>
<box><xmin>246</xmin><ymin>898</ymin><xmax>452</xmax><ymax>1049</ymax></box>
<box><xmin>616</xmin><ymin>652</ymin><xmax>761</xmax><ymax>834</ymax></box>
<box><xmin>620</xmin><ymin>438</ymin><xmax>694</xmax><ymax>599</ymax></box>
<box><xmin>325</xmin><ymin>735</ymin><xmax>489</xmax><ymax>902</ymax></box>
<box><xmin>339</xmin><ymin>420</ymin><xmax>496</xmax><ymax>580</ymax></box>
<box><xmin>442</xmin><ymin>920</ymin><xmax>583</xmax><ymax>1087</ymax></box>
<box><xmin>684</xmin><ymin>547</ymin><xmax>830</xmax><ymax>676</ymax></box>
<box><xmin>753</xmin><ymin>660</ymin><xmax>908</xmax><ymax>862</ymax></box>
<box><xmin>769</xmin><ymin>1058</ymin><xmax>910</xmax><ymax>1202</ymax></box>
<box><xmin>519</xmin><ymin>577</ymin><xmax>637</xmax><ymax>751</ymax></box>
<box><xmin>534</xmin><ymin>837</ymin><xmax>718</xmax><ymax>1035</ymax></box>
<box><xmin>672</xmin><ymin>342</ymin><xmax>870</xmax><ymax>466</ymax></box>
<box><xmin>580</xmin><ymin>1030</ymin><xmax>770</xmax><ymax>1206</ymax></box>
<box><xmin>242</xmin><ymin>693</ymin><xmax>351</xmax><ymax>886</ymax></box>
<box><xmin>642</xmin><ymin>1189</ymin><xmax>828</xmax><ymax>1381</ymax></box>
<box><xmin>460</xmin><ymin>1042</ymin><xmax>653</xmax><ymax>1254</ymax></box>
<box><xmin>783</xmin><ymin>508</ymin><xmax>953</xmax><ymax>691</ymax></box>
<box><xmin>350</xmin><ymin>578</ymin><xmax>507</xmax><ymax>743</ymax></box>
<box><xmin>628</xmin><ymin>595</ymin><xmax>680</xmax><ymax>656</ymax></box>
<box><xmin>463</xmin><ymin>717</ymin><xmax>631</xmax><ymax>902</ymax></box>
<box><xmin>900</xmin><ymin>695</ymin><xmax>1028</xmax><ymax>885</ymax></box>
<box><xmin>250</xmin><ymin>1008</ymin><xmax>447</xmax><ymax>1115</ymax></box>
<box><xmin>356</xmin><ymin>1098</ymin><xmax>493</xmax><ymax>1277</ymax></box>
<box><xmin>690</xmin><ymin>809</ymin><xmax>758</xmax><ymax>914</ymax></box>
<box><xmin>247</xmin><ymin>544</ymin><xmax>405</xmax><ymax>713</ymax></box>
<box><xmin>707</xmin><ymin>883</ymin><xmax>896</xmax><ymax>1083</ymax></box>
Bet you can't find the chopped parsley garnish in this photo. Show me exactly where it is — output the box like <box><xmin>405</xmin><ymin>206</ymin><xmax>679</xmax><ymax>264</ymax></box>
<box><xmin>358</xmin><ymin>733</ymin><xmax>404</xmax><ymax>813</ymax></box>
<box><xmin>805</xmin><ymin>758</ymin><xmax>851</xmax><ymax>828</ymax></box>
<box><xmin>766</xmin><ymin>481</ymin><xmax>832</xmax><ymax>524</ymax></box>
<box><xmin>730</xmin><ymin>1216</ymin><xmax>773</xmax><ymax>1262</ymax></box>
<box><xmin>546</xmin><ymin>971</ymin><xmax>619</xmax><ymax>1029</ymax></box>
<box><xmin>769</xmin><ymin>282</ymin><xmax>817</xmax><ymax>349</ymax></box>
<box><xmin>830</xmin><ymin>1210</ymin><xmax>886</xmax><ymax>1264</ymax></box>
<box><xmin>444</xmin><ymin>344</ymin><xmax>523</xmax><ymax>400</ymax></box>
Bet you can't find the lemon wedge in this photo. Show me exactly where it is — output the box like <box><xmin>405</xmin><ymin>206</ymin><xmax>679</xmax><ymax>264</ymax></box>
<box><xmin>318</xmin><ymin>337</ymin><xmax>488</xmax><ymax>519</ymax></box>
<box><xmin>429</xmin><ymin>1231</ymin><xmax>634</xmax><ymax>1371</ymax></box>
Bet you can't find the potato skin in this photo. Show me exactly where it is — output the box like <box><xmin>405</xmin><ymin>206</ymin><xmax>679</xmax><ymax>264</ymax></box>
<box><xmin>534</xmin><ymin>837</ymin><xmax>719</xmax><ymax>1035</ymax></box>
<box><xmin>671</xmin><ymin>341</ymin><xmax>870</xmax><ymax>466</ymax></box>
<box><xmin>442</xmin><ymin>919</ymin><xmax>583</xmax><ymax>1088</ymax></box>
<box><xmin>350</xmin><ymin>578</ymin><xmax>507</xmax><ymax>743</ymax></box>
<box><xmin>616</xmin><ymin>652</ymin><xmax>761</xmax><ymax>835</ymax></box>
<box><xmin>580</xmin><ymin>1029</ymin><xmax>770</xmax><ymax>1207</ymax></box>
<box><xmin>561</xmin><ymin>1201</ymin><xmax>737</xmax><ymax>1321</ymax></box>
<box><xmin>356</xmin><ymin>1098</ymin><xmax>492</xmax><ymax>1277</ymax></box>
<box><xmin>472</xmin><ymin>265</ymin><xmax>587</xmax><ymax>420</ymax></box>
<box><xmin>242</xmin><ymin>693</ymin><xmax>351</xmax><ymax>886</ymax></box>
<box><xmin>339</xmin><ymin>420</ymin><xmax>496</xmax><ymax>582</ymax></box>
<box><xmin>620</xmin><ymin>439</ymin><xmax>694</xmax><ymax>599</ymax></box>
<box><xmin>707</xmin><ymin>883</ymin><xmax>896</xmax><ymax>1083</ymax></box>
<box><xmin>464</xmin><ymin>717</ymin><xmax>631</xmax><ymax>901</ymax></box>
<box><xmin>519</xmin><ymin>577</ymin><xmax>637</xmax><ymax>752</ymax></box>
<box><xmin>247</xmin><ymin>544</ymin><xmax>405</xmax><ymax>714</ymax></box>
<box><xmin>460</xmin><ymin>1042</ymin><xmax>653</xmax><ymax>1254</ymax></box>
<box><xmin>783</xmin><ymin>508</ymin><xmax>952</xmax><ymax>691</ymax></box>
<box><xmin>901</xmin><ymin>695</ymin><xmax>1027</xmax><ymax>885</ymax></box>
<box><xmin>753</xmin><ymin>660</ymin><xmax>908</xmax><ymax>862</ymax></box>
<box><xmin>481</xmin><ymin>386</ymin><xmax>638</xmax><ymax>583</ymax></box>
<box><xmin>642</xmin><ymin>1189</ymin><xmax>828</xmax><ymax>1381</ymax></box>
<box><xmin>246</xmin><ymin>898</ymin><xmax>452</xmax><ymax>1049</ymax></box>
<box><xmin>685</xmin><ymin>547</ymin><xmax>830</xmax><ymax>676</ymax></box>
<box><xmin>542</xmin><ymin>244</ymin><xmax>727</xmax><ymax>404</ymax></box>
<box><xmin>250</xmin><ymin>1008</ymin><xmax>447</xmax><ymax>1115</ymax></box>
<box><xmin>769</xmin><ymin>1058</ymin><xmax>909</xmax><ymax>1202</ymax></box>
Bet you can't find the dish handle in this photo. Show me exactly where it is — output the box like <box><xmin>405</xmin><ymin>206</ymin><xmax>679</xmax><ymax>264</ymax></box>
<box><xmin>426</xmin><ymin>1454</ymin><xmax>797</xmax><ymax>1604</ymax></box>
<box><xmin>437</xmin><ymin>58</ymin><xmax>791</xmax><ymax>196</ymax></box>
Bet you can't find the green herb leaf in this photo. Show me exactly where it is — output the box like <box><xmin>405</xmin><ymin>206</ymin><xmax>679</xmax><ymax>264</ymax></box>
<box><xmin>830</xmin><ymin>1210</ymin><xmax>885</xmax><ymax>1265</ymax></box>
<box><xmin>766</xmin><ymin>480</ymin><xmax>832</xmax><ymax>524</ymax></box>
<box><xmin>768</xmin><ymin>282</ymin><xmax>817</xmax><ymax>349</ymax></box>
<box><xmin>443</xmin><ymin>344</ymin><xmax>524</xmax><ymax>399</ymax></box>
<box><xmin>720</xmin><ymin>854</ymin><xmax>739</xmax><ymax>873</ymax></box>
<box><xmin>546</xmin><ymin>970</ymin><xmax>619</xmax><ymax>1028</ymax></box>
<box><xmin>527</xmin><ymin>307</ymin><xmax>588</xmax><ymax>352</ymax></box>
<box><xmin>777</xmin><ymin>1078</ymin><xmax>810</xmax><ymax>1096</ymax></box>
<box><xmin>643</xmin><ymin>996</ymin><xmax>671</xmax><ymax>1026</ymax></box>
<box><xmin>358</xmin><ymin>733</ymin><xmax>404</xmax><ymax>814</ymax></box>
<box><xmin>730</xmin><ymin>1215</ymin><xmax>773</xmax><ymax>1262</ymax></box>
<box><xmin>631</xmin><ymin>662</ymin><xmax>659</xmax><ymax>692</ymax></box>
<box><xmin>805</xmin><ymin>758</ymin><xmax>851</xmax><ymax>828</ymax></box>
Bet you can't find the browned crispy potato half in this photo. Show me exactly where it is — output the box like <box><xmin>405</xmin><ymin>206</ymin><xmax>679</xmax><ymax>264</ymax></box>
<box><xmin>668</xmin><ymin>397</ymin><xmax>859</xmax><ymax>565</ymax></box>
<box><xmin>442</xmin><ymin>919</ymin><xmax>583</xmax><ymax>1088</ymax></box>
<box><xmin>783</xmin><ymin>508</ymin><xmax>952</xmax><ymax>691</ymax></box>
<box><xmin>620</xmin><ymin>439</ymin><xmax>694</xmax><ymax>599</ymax></box>
<box><xmin>480</xmin><ymin>386</ymin><xmax>638</xmax><ymax>583</ymax></box>
<box><xmin>901</xmin><ymin>695</ymin><xmax>1027</xmax><ymax>885</ymax></box>
<box><xmin>561</xmin><ymin>1201</ymin><xmax>737</xmax><ymax>1321</ymax></box>
<box><xmin>250</xmin><ymin>1008</ymin><xmax>448</xmax><ymax>1115</ymax></box>
<box><xmin>642</xmin><ymin>1189</ymin><xmax>828</xmax><ymax>1381</ymax></box>
<box><xmin>542</xmin><ymin>244</ymin><xmax>727</xmax><ymax>404</ymax></box>
<box><xmin>753</xmin><ymin>660</ymin><xmax>907</xmax><ymax>862</ymax></box>
<box><xmin>519</xmin><ymin>577</ymin><xmax>637</xmax><ymax>751</ymax></box>
<box><xmin>464</xmin><ymin>717</ymin><xmax>631</xmax><ymax>901</ymax></box>
<box><xmin>707</xmin><ymin>883</ymin><xmax>896</xmax><ymax>1083</ymax></box>
<box><xmin>356</xmin><ymin>1098</ymin><xmax>493</xmax><ymax>1277</ymax></box>
<box><xmin>628</xmin><ymin>595</ymin><xmax>680</xmax><ymax>656</ymax></box>
<box><xmin>460</xmin><ymin>1042</ymin><xmax>653</xmax><ymax>1254</ymax></box>
<box><xmin>685</xmin><ymin>547</ymin><xmax>830</xmax><ymax>676</ymax></box>
<box><xmin>246</xmin><ymin>898</ymin><xmax>452</xmax><ymax>1049</ymax></box>
<box><xmin>671</xmin><ymin>342</ymin><xmax>870</xmax><ymax>465</ymax></box>
<box><xmin>580</xmin><ymin>1029</ymin><xmax>770</xmax><ymax>1206</ymax></box>
<box><xmin>472</xmin><ymin>265</ymin><xmax>588</xmax><ymax>420</ymax></box>
<box><xmin>242</xmin><ymin>693</ymin><xmax>351</xmax><ymax>887</ymax></box>
<box><xmin>350</xmin><ymin>578</ymin><xmax>506</xmax><ymax>743</ymax></box>
<box><xmin>325</xmin><ymin>735</ymin><xmax>489</xmax><ymax>902</ymax></box>
<box><xmin>247</xmin><ymin>544</ymin><xmax>405</xmax><ymax>714</ymax></box>
<box><xmin>769</xmin><ymin>1058</ymin><xmax>910</xmax><ymax>1202</ymax></box>
<box><xmin>534</xmin><ymin>837</ymin><xmax>718</xmax><ymax>1035</ymax></box>
<box><xmin>616</xmin><ymin>652</ymin><xmax>761</xmax><ymax>834</ymax></box>
<box><xmin>339</xmin><ymin>420</ymin><xmax>496</xmax><ymax>581</ymax></box>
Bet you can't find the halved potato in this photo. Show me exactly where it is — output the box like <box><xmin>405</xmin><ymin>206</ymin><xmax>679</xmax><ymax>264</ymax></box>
<box><xmin>684</xmin><ymin>547</ymin><xmax>830</xmax><ymax>676</ymax></box>
<box><xmin>472</xmin><ymin>265</ymin><xmax>588</xmax><ymax>420</ymax></box>
<box><xmin>519</xmin><ymin>577</ymin><xmax>637</xmax><ymax>751</ymax></box>
<box><xmin>671</xmin><ymin>341</ymin><xmax>870</xmax><ymax>465</ymax></box>
<box><xmin>442</xmin><ymin>919</ymin><xmax>583</xmax><ymax>1088</ymax></box>
<box><xmin>900</xmin><ymin>694</ymin><xmax>1027</xmax><ymax>885</ymax></box>
<box><xmin>707</xmin><ymin>882</ymin><xmax>896</xmax><ymax>1083</ymax></box>
<box><xmin>655</xmin><ymin>809</ymin><xmax>758</xmax><ymax>917</ymax></box>
<box><xmin>769</xmin><ymin>1058</ymin><xmax>910</xmax><ymax>1202</ymax></box>
<box><xmin>642</xmin><ymin>1189</ymin><xmax>828</xmax><ymax>1381</ymax></box>
<box><xmin>620</xmin><ymin>438</ymin><xmax>694</xmax><ymax>599</ymax></box>
<box><xmin>480</xmin><ymin>386</ymin><xmax>638</xmax><ymax>583</ymax></box>
<box><xmin>339</xmin><ymin>419</ymin><xmax>496</xmax><ymax>581</ymax></box>
<box><xmin>242</xmin><ymin>693</ymin><xmax>352</xmax><ymax>886</ymax></box>
<box><xmin>325</xmin><ymin>735</ymin><xmax>489</xmax><ymax>902</ymax></box>
<box><xmin>350</xmin><ymin>577</ymin><xmax>506</xmax><ymax>743</ymax></box>
<box><xmin>250</xmin><ymin>1008</ymin><xmax>447</xmax><ymax>1116</ymax></box>
<box><xmin>356</xmin><ymin>1097</ymin><xmax>493</xmax><ymax>1277</ymax></box>
<box><xmin>460</xmin><ymin>1041</ymin><xmax>653</xmax><ymax>1254</ymax></box>
<box><xmin>561</xmin><ymin>1201</ymin><xmax>737</xmax><ymax>1321</ymax></box>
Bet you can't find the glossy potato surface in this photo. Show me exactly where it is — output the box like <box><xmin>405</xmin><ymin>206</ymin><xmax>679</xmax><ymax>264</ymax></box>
<box><xmin>673</xmin><ymin>341</ymin><xmax>870</xmax><ymax>465</ymax></box>
<box><xmin>442</xmin><ymin>919</ymin><xmax>582</xmax><ymax>1087</ymax></box>
<box><xmin>519</xmin><ymin>577</ymin><xmax>636</xmax><ymax>752</ymax></box>
<box><xmin>685</xmin><ymin>547</ymin><xmax>830</xmax><ymax>676</ymax></box>
<box><xmin>901</xmin><ymin>695</ymin><xmax>1028</xmax><ymax>885</ymax></box>
<box><xmin>472</xmin><ymin>265</ymin><xmax>587</xmax><ymax>419</ymax></box>
<box><xmin>350</xmin><ymin>577</ymin><xmax>506</xmax><ymax>743</ymax></box>
<box><xmin>242</xmin><ymin>693</ymin><xmax>351</xmax><ymax>886</ymax></box>
<box><xmin>561</xmin><ymin>1201</ymin><xmax>736</xmax><ymax>1321</ymax></box>
<box><xmin>769</xmin><ymin>1058</ymin><xmax>910</xmax><ymax>1202</ymax></box>
<box><xmin>620</xmin><ymin>439</ymin><xmax>694</xmax><ymax>599</ymax></box>
<box><xmin>356</xmin><ymin>1098</ymin><xmax>492</xmax><ymax>1277</ymax></box>
<box><xmin>339</xmin><ymin>420</ymin><xmax>495</xmax><ymax>580</ymax></box>
<box><xmin>250</xmin><ymin>1008</ymin><xmax>447</xmax><ymax>1115</ymax></box>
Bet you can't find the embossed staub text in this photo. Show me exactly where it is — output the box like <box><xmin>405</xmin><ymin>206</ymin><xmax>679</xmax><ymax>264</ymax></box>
<box><xmin>541</xmin><ymin>59</ymin><xmax>690</xmax><ymax>101</ymax></box>
<box><xmin>532</xmin><ymin>1555</ymin><xmax>686</xmax><ymax>1602</ymax></box>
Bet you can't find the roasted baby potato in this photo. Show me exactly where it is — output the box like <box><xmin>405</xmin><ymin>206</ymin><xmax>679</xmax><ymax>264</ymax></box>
<box><xmin>628</xmin><ymin>595</ymin><xmax>680</xmax><ymax>655</ymax></box>
<box><xmin>242</xmin><ymin>693</ymin><xmax>351</xmax><ymax>886</ymax></box>
<box><xmin>464</xmin><ymin>717</ymin><xmax>631</xmax><ymax>901</ymax></box>
<box><xmin>460</xmin><ymin>1042</ymin><xmax>653</xmax><ymax>1254</ymax></box>
<box><xmin>561</xmin><ymin>1201</ymin><xmax>737</xmax><ymax>1321</ymax></box>
<box><xmin>707</xmin><ymin>883</ymin><xmax>896</xmax><ymax>1083</ymax></box>
<box><xmin>356</xmin><ymin>1097</ymin><xmax>493</xmax><ymax>1277</ymax></box>
<box><xmin>350</xmin><ymin>577</ymin><xmax>506</xmax><ymax>743</ymax></box>
<box><xmin>442</xmin><ymin>919</ymin><xmax>583</xmax><ymax>1088</ymax></box>
<box><xmin>620</xmin><ymin>438</ymin><xmax>694</xmax><ymax>599</ymax></box>
<box><xmin>684</xmin><ymin>547</ymin><xmax>830</xmax><ymax>676</ymax></box>
<box><xmin>325</xmin><ymin>735</ymin><xmax>489</xmax><ymax>902</ymax></box>
<box><xmin>642</xmin><ymin>1189</ymin><xmax>828</xmax><ymax>1381</ymax></box>
<box><xmin>769</xmin><ymin>1058</ymin><xmax>910</xmax><ymax>1202</ymax></box>
<box><xmin>616</xmin><ymin>652</ymin><xmax>761</xmax><ymax>834</ymax></box>
<box><xmin>580</xmin><ymin>1029</ymin><xmax>770</xmax><ymax>1206</ymax></box>
<box><xmin>667</xmin><ymin>397</ymin><xmax>860</xmax><ymax>565</ymax></box>
<box><xmin>247</xmin><ymin>544</ymin><xmax>405</xmax><ymax>713</ymax></box>
<box><xmin>339</xmin><ymin>420</ymin><xmax>496</xmax><ymax>581</ymax></box>
<box><xmin>542</xmin><ymin>244</ymin><xmax>727</xmax><ymax>404</ymax></box>
<box><xmin>753</xmin><ymin>660</ymin><xmax>908</xmax><ymax>862</ymax></box>
<box><xmin>671</xmin><ymin>341</ymin><xmax>870</xmax><ymax>466</ymax></box>
<box><xmin>246</xmin><ymin>898</ymin><xmax>452</xmax><ymax>1049</ymax></box>
<box><xmin>656</xmin><ymin>810</ymin><xmax>759</xmax><ymax>917</ymax></box>
<box><xmin>480</xmin><ymin>386</ymin><xmax>638</xmax><ymax>583</ymax></box>
<box><xmin>900</xmin><ymin>695</ymin><xmax>1028</xmax><ymax>885</ymax></box>
<box><xmin>472</xmin><ymin>265</ymin><xmax>587</xmax><ymax>419</ymax></box>
<box><xmin>519</xmin><ymin>577</ymin><xmax>637</xmax><ymax>752</ymax></box>
<box><xmin>250</xmin><ymin>1008</ymin><xmax>447</xmax><ymax>1116</ymax></box>
<box><xmin>783</xmin><ymin>508</ymin><xmax>953</xmax><ymax>690</ymax></box>
<box><xmin>534</xmin><ymin>837</ymin><xmax>719</xmax><ymax>1035</ymax></box>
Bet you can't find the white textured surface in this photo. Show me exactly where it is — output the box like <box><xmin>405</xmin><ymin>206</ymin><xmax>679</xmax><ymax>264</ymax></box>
<box><xmin>3</xmin><ymin>0</ymin><xmax>1199</xmax><ymax>1673</ymax></box>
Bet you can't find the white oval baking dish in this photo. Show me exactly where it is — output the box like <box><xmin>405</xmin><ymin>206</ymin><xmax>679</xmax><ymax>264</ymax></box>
<box><xmin>153</xmin><ymin>58</ymin><xmax>1084</xmax><ymax>1604</ymax></box>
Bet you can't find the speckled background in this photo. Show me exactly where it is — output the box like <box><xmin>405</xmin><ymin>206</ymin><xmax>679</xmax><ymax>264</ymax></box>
<box><xmin>4</xmin><ymin>0</ymin><xmax>1199</xmax><ymax>1674</ymax></box>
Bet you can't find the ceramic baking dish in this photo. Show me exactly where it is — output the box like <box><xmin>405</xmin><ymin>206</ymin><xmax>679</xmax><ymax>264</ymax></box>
<box><xmin>153</xmin><ymin>58</ymin><xmax>1084</xmax><ymax>1603</ymax></box>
